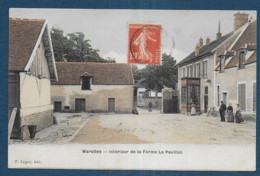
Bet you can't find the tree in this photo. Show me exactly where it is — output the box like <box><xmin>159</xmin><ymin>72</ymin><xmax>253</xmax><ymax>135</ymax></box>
<box><xmin>51</xmin><ymin>27</ymin><xmax>114</xmax><ymax>63</ymax></box>
<box><xmin>135</xmin><ymin>53</ymin><xmax>178</xmax><ymax>99</ymax></box>
<box><xmin>50</xmin><ymin>27</ymin><xmax>71</xmax><ymax>61</ymax></box>
<box><xmin>160</xmin><ymin>53</ymin><xmax>178</xmax><ymax>89</ymax></box>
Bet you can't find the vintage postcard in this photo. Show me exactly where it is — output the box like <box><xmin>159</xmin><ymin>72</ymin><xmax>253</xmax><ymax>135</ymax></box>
<box><xmin>8</xmin><ymin>9</ymin><xmax>256</xmax><ymax>171</ymax></box>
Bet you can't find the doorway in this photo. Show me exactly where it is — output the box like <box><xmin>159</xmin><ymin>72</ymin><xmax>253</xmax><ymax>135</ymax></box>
<box><xmin>108</xmin><ymin>98</ymin><xmax>115</xmax><ymax>112</ymax></box>
<box><xmin>54</xmin><ymin>101</ymin><xmax>62</xmax><ymax>112</ymax></box>
<box><xmin>204</xmin><ymin>86</ymin><xmax>208</xmax><ymax>113</ymax></box>
<box><xmin>75</xmin><ymin>99</ymin><xmax>86</xmax><ymax>112</ymax></box>
<box><xmin>222</xmin><ymin>92</ymin><xmax>227</xmax><ymax>105</ymax></box>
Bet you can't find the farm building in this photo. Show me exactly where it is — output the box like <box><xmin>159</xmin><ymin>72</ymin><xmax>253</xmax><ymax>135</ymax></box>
<box><xmin>8</xmin><ymin>18</ymin><xmax>58</xmax><ymax>139</ymax></box>
<box><xmin>51</xmin><ymin>62</ymin><xmax>134</xmax><ymax>113</ymax></box>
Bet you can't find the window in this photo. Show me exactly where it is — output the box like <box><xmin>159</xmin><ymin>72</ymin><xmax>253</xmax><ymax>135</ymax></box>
<box><xmin>182</xmin><ymin>67</ymin><xmax>186</xmax><ymax>77</ymax></box>
<box><xmin>238</xmin><ymin>51</ymin><xmax>245</xmax><ymax>69</ymax></box>
<box><xmin>189</xmin><ymin>65</ymin><xmax>193</xmax><ymax>77</ymax></box>
<box><xmin>81</xmin><ymin>77</ymin><xmax>91</xmax><ymax>90</ymax></box>
<box><xmin>238</xmin><ymin>84</ymin><xmax>246</xmax><ymax>110</ymax></box>
<box><xmin>194</xmin><ymin>64</ymin><xmax>197</xmax><ymax>77</ymax></box>
<box><xmin>187</xmin><ymin>66</ymin><xmax>190</xmax><ymax>77</ymax></box>
<box><xmin>217</xmin><ymin>86</ymin><xmax>220</xmax><ymax>106</ymax></box>
<box><xmin>196</xmin><ymin>63</ymin><xmax>201</xmax><ymax>78</ymax></box>
<box><xmin>202</xmin><ymin>60</ymin><xmax>208</xmax><ymax>78</ymax></box>
<box><xmin>205</xmin><ymin>86</ymin><xmax>208</xmax><ymax>95</ymax></box>
<box><xmin>219</xmin><ymin>56</ymin><xmax>225</xmax><ymax>73</ymax></box>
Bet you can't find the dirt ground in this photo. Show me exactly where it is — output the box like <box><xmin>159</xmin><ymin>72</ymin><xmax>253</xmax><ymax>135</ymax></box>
<box><xmin>10</xmin><ymin>108</ymin><xmax>255</xmax><ymax>145</ymax></box>
<box><xmin>71</xmin><ymin>108</ymin><xmax>256</xmax><ymax>145</ymax></box>
<box><xmin>70</xmin><ymin>116</ymin><xmax>148</xmax><ymax>144</ymax></box>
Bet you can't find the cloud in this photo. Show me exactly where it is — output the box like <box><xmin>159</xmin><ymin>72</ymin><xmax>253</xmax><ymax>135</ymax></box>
<box><xmin>102</xmin><ymin>51</ymin><xmax>127</xmax><ymax>63</ymax></box>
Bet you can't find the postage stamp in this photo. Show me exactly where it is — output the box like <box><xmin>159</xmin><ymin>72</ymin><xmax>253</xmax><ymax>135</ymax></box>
<box><xmin>128</xmin><ymin>24</ymin><xmax>161</xmax><ymax>65</ymax></box>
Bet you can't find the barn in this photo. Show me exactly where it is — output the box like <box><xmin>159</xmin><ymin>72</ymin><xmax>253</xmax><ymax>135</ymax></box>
<box><xmin>8</xmin><ymin>18</ymin><xmax>58</xmax><ymax>139</ymax></box>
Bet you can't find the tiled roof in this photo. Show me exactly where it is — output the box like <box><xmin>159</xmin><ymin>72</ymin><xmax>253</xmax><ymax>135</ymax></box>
<box><xmin>52</xmin><ymin>62</ymin><xmax>134</xmax><ymax>85</ymax></box>
<box><xmin>9</xmin><ymin>18</ymin><xmax>46</xmax><ymax>71</ymax></box>
<box><xmin>244</xmin><ymin>50</ymin><xmax>256</xmax><ymax>65</ymax></box>
<box><xmin>215</xmin><ymin>20</ymin><xmax>257</xmax><ymax>70</ymax></box>
<box><xmin>224</xmin><ymin>52</ymin><xmax>239</xmax><ymax>69</ymax></box>
<box><xmin>230</xmin><ymin>20</ymin><xmax>256</xmax><ymax>51</ymax></box>
<box><xmin>177</xmin><ymin>32</ymin><xmax>233</xmax><ymax>66</ymax></box>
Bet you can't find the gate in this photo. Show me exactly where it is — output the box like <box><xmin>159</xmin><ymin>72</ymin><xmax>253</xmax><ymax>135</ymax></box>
<box><xmin>162</xmin><ymin>89</ymin><xmax>179</xmax><ymax>113</ymax></box>
<box><xmin>163</xmin><ymin>96</ymin><xmax>178</xmax><ymax>113</ymax></box>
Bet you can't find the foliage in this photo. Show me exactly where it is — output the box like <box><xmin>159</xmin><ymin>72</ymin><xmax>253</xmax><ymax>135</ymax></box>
<box><xmin>133</xmin><ymin>53</ymin><xmax>178</xmax><ymax>97</ymax></box>
<box><xmin>51</xmin><ymin>27</ymin><xmax>114</xmax><ymax>63</ymax></box>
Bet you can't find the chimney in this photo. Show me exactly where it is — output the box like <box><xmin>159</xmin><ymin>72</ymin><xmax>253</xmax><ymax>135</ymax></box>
<box><xmin>199</xmin><ymin>37</ymin><xmax>203</xmax><ymax>47</ymax></box>
<box><xmin>216</xmin><ymin>20</ymin><xmax>222</xmax><ymax>39</ymax></box>
<box><xmin>234</xmin><ymin>12</ymin><xmax>249</xmax><ymax>31</ymax></box>
<box><xmin>195</xmin><ymin>44</ymin><xmax>200</xmax><ymax>56</ymax></box>
<box><xmin>206</xmin><ymin>37</ymin><xmax>210</xmax><ymax>44</ymax></box>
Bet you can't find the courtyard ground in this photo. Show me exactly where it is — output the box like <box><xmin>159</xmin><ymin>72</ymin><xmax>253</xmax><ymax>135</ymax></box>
<box><xmin>71</xmin><ymin>108</ymin><xmax>256</xmax><ymax>145</ymax></box>
<box><xmin>10</xmin><ymin>108</ymin><xmax>255</xmax><ymax>145</ymax></box>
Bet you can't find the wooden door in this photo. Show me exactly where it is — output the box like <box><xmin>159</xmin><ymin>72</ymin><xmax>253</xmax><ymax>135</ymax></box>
<box><xmin>54</xmin><ymin>102</ymin><xmax>62</xmax><ymax>112</ymax></box>
<box><xmin>108</xmin><ymin>98</ymin><xmax>115</xmax><ymax>112</ymax></box>
<box><xmin>75</xmin><ymin>99</ymin><xmax>86</xmax><ymax>112</ymax></box>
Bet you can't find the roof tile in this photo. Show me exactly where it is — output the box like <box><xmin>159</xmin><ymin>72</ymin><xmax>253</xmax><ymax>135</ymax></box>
<box><xmin>9</xmin><ymin>18</ymin><xmax>45</xmax><ymax>71</ymax></box>
<box><xmin>52</xmin><ymin>62</ymin><xmax>134</xmax><ymax>85</ymax></box>
<box><xmin>177</xmin><ymin>32</ymin><xmax>233</xmax><ymax>66</ymax></box>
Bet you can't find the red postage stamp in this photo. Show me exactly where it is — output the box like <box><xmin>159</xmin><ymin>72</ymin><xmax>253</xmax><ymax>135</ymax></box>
<box><xmin>128</xmin><ymin>24</ymin><xmax>161</xmax><ymax>65</ymax></box>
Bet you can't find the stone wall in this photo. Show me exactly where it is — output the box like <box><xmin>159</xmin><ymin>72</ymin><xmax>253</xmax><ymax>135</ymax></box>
<box><xmin>21</xmin><ymin>110</ymin><xmax>53</xmax><ymax>132</ymax></box>
<box><xmin>137</xmin><ymin>97</ymin><xmax>162</xmax><ymax>108</ymax></box>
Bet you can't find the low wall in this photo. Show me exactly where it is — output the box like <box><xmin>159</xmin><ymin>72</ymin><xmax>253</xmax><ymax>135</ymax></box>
<box><xmin>137</xmin><ymin>97</ymin><xmax>162</xmax><ymax>108</ymax></box>
<box><xmin>20</xmin><ymin>110</ymin><xmax>53</xmax><ymax>132</ymax></box>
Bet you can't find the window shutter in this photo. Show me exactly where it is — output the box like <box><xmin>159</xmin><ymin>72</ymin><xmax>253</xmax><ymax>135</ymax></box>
<box><xmin>238</xmin><ymin>84</ymin><xmax>246</xmax><ymax>110</ymax></box>
<box><xmin>198</xmin><ymin>63</ymin><xmax>201</xmax><ymax>78</ymax></box>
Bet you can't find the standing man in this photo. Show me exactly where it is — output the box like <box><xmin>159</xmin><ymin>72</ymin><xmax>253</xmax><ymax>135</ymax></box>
<box><xmin>219</xmin><ymin>101</ymin><xmax>227</xmax><ymax>122</ymax></box>
<box><xmin>148</xmin><ymin>101</ymin><xmax>153</xmax><ymax>112</ymax></box>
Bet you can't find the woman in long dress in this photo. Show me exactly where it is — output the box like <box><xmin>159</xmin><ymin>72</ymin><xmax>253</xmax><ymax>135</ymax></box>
<box><xmin>227</xmin><ymin>103</ymin><xmax>234</xmax><ymax>122</ymax></box>
<box><xmin>235</xmin><ymin>104</ymin><xmax>244</xmax><ymax>123</ymax></box>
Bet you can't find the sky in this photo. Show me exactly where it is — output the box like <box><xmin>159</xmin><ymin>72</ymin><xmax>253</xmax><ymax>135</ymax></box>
<box><xmin>10</xmin><ymin>9</ymin><xmax>256</xmax><ymax>64</ymax></box>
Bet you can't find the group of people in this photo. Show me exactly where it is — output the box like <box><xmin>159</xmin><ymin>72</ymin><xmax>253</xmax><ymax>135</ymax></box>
<box><xmin>219</xmin><ymin>101</ymin><xmax>244</xmax><ymax>123</ymax></box>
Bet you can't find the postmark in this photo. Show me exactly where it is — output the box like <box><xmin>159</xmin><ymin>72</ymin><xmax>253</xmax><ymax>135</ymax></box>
<box><xmin>128</xmin><ymin>24</ymin><xmax>161</xmax><ymax>65</ymax></box>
